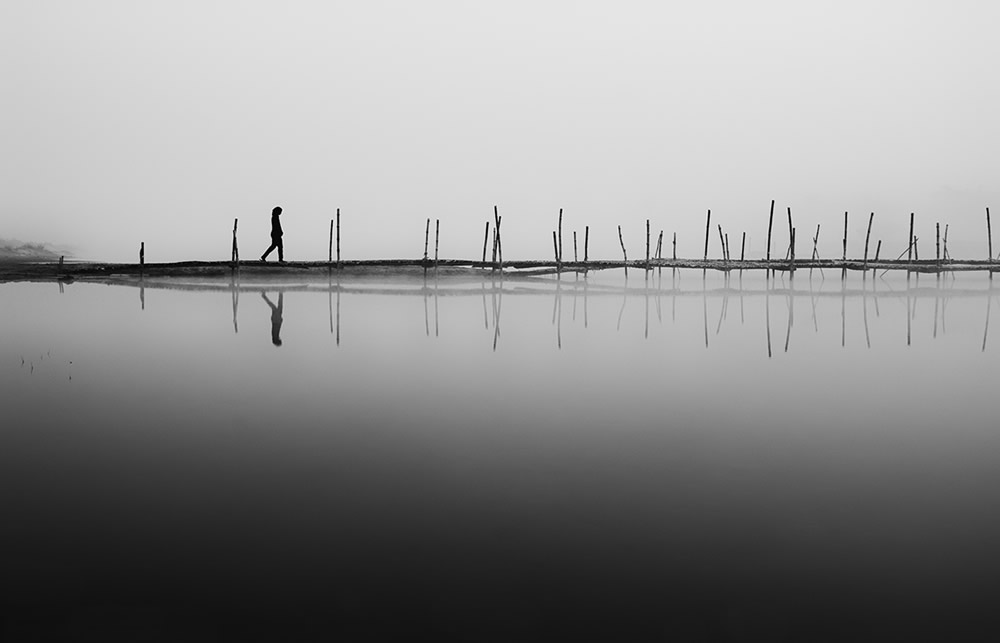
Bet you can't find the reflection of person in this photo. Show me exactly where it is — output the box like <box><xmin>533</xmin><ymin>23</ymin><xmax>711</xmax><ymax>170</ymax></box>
<box><xmin>260</xmin><ymin>206</ymin><xmax>284</xmax><ymax>262</ymax></box>
<box><xmin>261</xmin><ymin>291</ymin><xmax>283</xmax><ymax>346</ymax></box>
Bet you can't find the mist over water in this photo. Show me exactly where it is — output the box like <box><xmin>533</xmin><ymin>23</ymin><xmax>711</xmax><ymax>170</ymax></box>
<box><xmin>2</xmin><ymin>270</ymin><xmax>999</xmax><ymax>638</ymax></box>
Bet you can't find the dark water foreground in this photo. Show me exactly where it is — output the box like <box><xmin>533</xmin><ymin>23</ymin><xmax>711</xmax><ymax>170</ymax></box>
<box><xmin>2</xmin><ymin>271</ymin><xmax>999</xmax><ymax>641</ymax></box>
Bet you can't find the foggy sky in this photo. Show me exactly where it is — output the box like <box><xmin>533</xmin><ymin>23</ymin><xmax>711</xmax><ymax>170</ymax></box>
<box><xmin>3</xmin><ymin>0</ymin><xmax>999</xmax><ymax>262</ymax></box>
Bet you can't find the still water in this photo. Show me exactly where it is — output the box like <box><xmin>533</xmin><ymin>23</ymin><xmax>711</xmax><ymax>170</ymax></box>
<box><xmin>2</xmin><ymin>269</ymin><xmax>999</xmax><ymax>639</ymax></box>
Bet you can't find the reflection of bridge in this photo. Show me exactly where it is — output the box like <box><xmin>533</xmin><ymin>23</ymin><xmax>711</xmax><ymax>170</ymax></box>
<box><xmin>71</xmin><ymin>270</ymin><xmax>996</xmax><ymax>355</ymax></box>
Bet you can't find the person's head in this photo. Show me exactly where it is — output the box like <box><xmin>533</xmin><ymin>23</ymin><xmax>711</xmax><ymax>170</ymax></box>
<box><xmin>273</xmin><ymin>206</ymin><xmax>282</xmax><ymax>216</ymax></box>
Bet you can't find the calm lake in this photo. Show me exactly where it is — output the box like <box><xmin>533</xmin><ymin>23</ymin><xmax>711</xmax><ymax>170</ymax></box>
<box><xmin>3</xmin><ymin>269</ymin><xmax>999</xmax><ymax>639</ymax></box>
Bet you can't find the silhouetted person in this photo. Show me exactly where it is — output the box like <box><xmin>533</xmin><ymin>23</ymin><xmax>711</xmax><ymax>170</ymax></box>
<box><xmin>260</xmin><ymin>206</ymin><xmax>284</xmax><ymax>262</ymax></box>
<box><xmin>262</xmin><ymin>291</ymin><xmax>283</xmax><ymax>346</ymax></box>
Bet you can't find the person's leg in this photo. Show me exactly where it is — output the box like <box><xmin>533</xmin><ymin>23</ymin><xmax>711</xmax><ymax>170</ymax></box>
<box><xmin>262</xmin><ymin>236</ymin><xmax>279</xmax><ymax>261</ymax></box>
<box><xmin>277</xmin><ymin>238</ymin><xmax>284</xmax><ymax>262</ymax></box>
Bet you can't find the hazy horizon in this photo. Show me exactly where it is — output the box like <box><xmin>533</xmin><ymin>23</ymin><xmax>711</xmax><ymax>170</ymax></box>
<box><xmin>3</xmin><ymin>1</ymin><xmax>1000</xmax><ymax>262</ymax></box>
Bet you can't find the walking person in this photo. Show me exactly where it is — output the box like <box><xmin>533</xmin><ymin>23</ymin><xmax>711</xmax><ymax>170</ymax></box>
<box><xmin>260</xmin><ymin>206</ymin><xmax>284</xmax><ymax>262</ymax></box>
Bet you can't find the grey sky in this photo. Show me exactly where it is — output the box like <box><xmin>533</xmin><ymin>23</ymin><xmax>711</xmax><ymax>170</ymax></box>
<box><xmin>3</xmin><ymin>0</ymin><xmax>999</xmax><ymax>262</ymax></box>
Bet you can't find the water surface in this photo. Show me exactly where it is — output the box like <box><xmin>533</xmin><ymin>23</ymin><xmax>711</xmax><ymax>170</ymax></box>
<box><xmin>3</xmin><ymin>269</ymin><xmax>998</xmax><ymax>639</ymax></box>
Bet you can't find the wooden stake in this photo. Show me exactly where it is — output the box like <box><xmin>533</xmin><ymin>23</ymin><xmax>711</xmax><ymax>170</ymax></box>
<box><xmin>496</xmin><ymin>214</ymin><xmax>503</xmax><ymax>268</ymax></box>
<box><xmin>988</xmin><ymin>207</ymin><xmax>993</xmax><ymax>264</ymax></box>
<box><xmin>908</xmin><ymin>212</ymin><xmax>915</xmax><ymax>266</ymax></box>
<box><xmin>434</xmin><ymin>218</ymin><xmax>440</xmax><ymax>268</ymax></box>
<box><xmin>646</xmin><ymin>219</ymin><xmax>651</xmax><ymax>270</ymax></box>
<box><xmin>482</xmin><ymin>221</ymin><xmax>490</xmax><ymax>263</ymax></box>
<box><xmin>618</xmin><ymin>225</ymin><xmax>628</xmax><ymax>276</ymax></box>
<box><xmin>842</xmin><ymin>212</ymin><xmax>849</xmax><ymax>262</ymax></box>
<box><xmin>790</xmin><ymin>228</ymin><xmax>796</xmax><ymax>273</ymax></box>
<box><xmin>558</xmin><ymin>208</ymin><xmax>563</xmax><ymax>263</ymax></box>
<box><xmin>703</xmin><ymin>210</ymin><xmax>711</xmax><ymax>261</ymax></box>
<box><xmin>232</xmin><ymin>218</ymin><xmax>239</xmax><ymax>263</ymax></box>
<box><xmin>424</xmin><ymin>218</ymin><xmax>430</xmax><ymax>262</ymax></box>
<box><xmin>936</xmin><ymin>221</ymin><xmax>941</xmax><ymax>267</ymax></box>
<box><xmin>787</xmin><ymin>207</ymin><xmax>793</xmax><ymax>254</ymax></box>
<box><xmin>766</xmin><ymin>199</ymin><xmax>774</xmax><ymax>264</ymax></box>
<box><xmin>864</xmin><ymin>212</ymin><xmax>874</xmax><ymax>269</ymax></box>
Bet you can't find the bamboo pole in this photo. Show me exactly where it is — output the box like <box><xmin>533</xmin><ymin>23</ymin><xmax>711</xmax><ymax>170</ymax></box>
<box><xmin>552</xmin><ymin>231</ymin><xmax>559</xmax><ymax>265</ymax></box>
<box><xmin>329</xmin><ymin>219</ymin><xmax>334</xmax><ymax>263</ymax></box>
<box><xmin>943</xmin><ymin>224</ymin><xmax>950</xmax><ymax>261</ymax></box>
<box><xmin>842</xmin><ymin>211</ymin><xmax>848</xmax><ymax>280</ymax></box>
<box><xmin>936</xmin><ymin>222</ymin><xmax>941</xmax><ymax>269</ymax></box>
<box><xmin>673</xmin><ymin>232</ymin><xmax>677</xmax><ymax>260</ymax></box>
<box><xmin>787</xmin><ymin>207</ymin><xmax>794</xmax><ymax>256</ymax></box>
<box><xmin>232</xmin><ymin>218</ymin><xmax>239</xmax><ymax>264</ymax></box>
<box><xmin>703</xmin><ymin>210</ymin><xmax>711</xmax><ymax>261</ymax></box>
<box><xmin>864</xmin><ymin>212</ymin><xmax>874</xmax><ymax>270</ymax></box>
<box><xmin>741</xmin><ymin>232</ymin><xmax>746</xmax><ymax>262</ymax></box>
<box><xmin>790</xmin><ymin>228</ymin><xmax>796</xmax><ymax>273</ymax></box>
<box><xmin>812</xmin><ymin>224</ymin><xmax>820</xmax><ymax>260</ymax></box>
<box><xmin>574</xmin><ymin>231</ymin><xmax>579</xmax><ymax>262</ymax></box>
<box><xmin>336</xmin><ymin>208</ymin><xmax>341</xmax><ymax>267</ymax></box>
<box><xmin>139</xmin><ymin>242</ymin><xmax>144</xmax><ymax>273</ymax></box>
<box><xmin>646</xmin><ymin>219</ymin><xmax>651</xmax><ymax>270</ymax></box>
<box><xmin>496</xmin><ymin>214</ymin><xmax>503</xmax><ymax>269</ymax></box>
<box><xmin>558</xmin><ymin>208</ymin><xmax>563</xmax><ymax>263</ymax></box>
<box><xmin>724</xmin><ymin>233</ymin><xmax>730</xmax><ymax>263</ymax></box>
<box><xmin>434</xmin><ymin>218</ymin><xmax>440</xmax><ymax>269</ymax></box>
<box><xmin>424</xmin><ymin>218</ymin><xmax>430</xmax><ymax>262</ymax></box>
<box><xmin>482</xmin><ymin>221</ymin><xmax>490</xmax><ymax>263</ymax></box>
<box><xmin>717</xmin><ymin>224</ymin><xmax>726</xmax><ymax>264</ymax></box>
<box><xmin>874</xmin><ymin>240</ymin><xmax>882</xmax><ymax>278</ymax></box>
<box><xmin>766</xmin><ymin>199</ymin><xmax>774</xmax><ymax>264</ymax></box>
<box><xmin>584</xmin><ymin>226</ymin><xmax>590</xmax><ymax>264</ymax></box>
<box><xmin>908</xmin><ymin>212</ymin><xmax>915</xmax><ymax>268</ymax></box>
<box><xmin>618</xmin><ymin>225</ymin><xmax>628</xmax><ymax>276</ymax></box>
<box><xmin>988</xmin><ymin>207</ymin><xmax>993</xmax><ymax>266</ymax></box>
